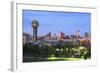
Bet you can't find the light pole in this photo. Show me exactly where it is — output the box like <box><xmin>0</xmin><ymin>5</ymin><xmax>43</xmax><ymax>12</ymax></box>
<box><xmin>32</xmin><ymin>20</ymin><xmax>39</xmax><ymax>43</ymax></box>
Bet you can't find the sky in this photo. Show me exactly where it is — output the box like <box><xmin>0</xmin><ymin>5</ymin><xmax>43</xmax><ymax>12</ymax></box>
<box><xmin>23</xmin><ymin>10</ymin><xmax>91</xmax><ymax>36</ymax></box>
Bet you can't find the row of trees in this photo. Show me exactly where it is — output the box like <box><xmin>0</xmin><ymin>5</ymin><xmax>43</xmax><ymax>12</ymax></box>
<box><xmin>23</xmin><ymin>41</ymin><xmax>91</xmax><ymax>60</ymax></box>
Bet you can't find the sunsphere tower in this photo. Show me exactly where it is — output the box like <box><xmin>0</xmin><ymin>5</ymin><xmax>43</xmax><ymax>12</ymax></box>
<box><xmin>32</xmin><ymin>20</ymin><xmax>39</xmax><ymax>43</ymax></box>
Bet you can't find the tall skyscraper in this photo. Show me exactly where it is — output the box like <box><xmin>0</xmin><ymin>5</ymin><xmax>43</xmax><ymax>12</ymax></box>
<box><xmin>47</xmin><ymin>32</ymin><xmax>51</xmax><ymax>37</ymax></box>
<box><xmin>76</xmin><ymin>29</ymin><xmax>80</xmax><ymax>38</ymax></box>
<box><xmin>84</xmin><ymin>32</ymin><xmax>89</xmax><ymax>38</ymax></box>
<box><xmin>60</xmin><ymin>32</ymin><xmax>65</xmax><ymax>39</ymax></box>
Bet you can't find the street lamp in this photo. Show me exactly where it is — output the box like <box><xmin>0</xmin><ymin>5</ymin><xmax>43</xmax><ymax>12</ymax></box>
<box><xmin>32</xmin><ymin>20</ymin><xmax>39</xmax><ymax>43</ymax></box>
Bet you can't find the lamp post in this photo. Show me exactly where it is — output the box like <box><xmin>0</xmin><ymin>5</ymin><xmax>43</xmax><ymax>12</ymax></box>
<box><xmin>32</xmin><ymin>20</ymin><xmax>39</xmax><ymax>43</ymax></box>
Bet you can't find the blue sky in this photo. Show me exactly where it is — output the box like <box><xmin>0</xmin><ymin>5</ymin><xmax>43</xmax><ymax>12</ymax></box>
<box><xmin>23</xmin><ymin>10</ymin><xmax>91</xmax><ymax>36</ymax></box>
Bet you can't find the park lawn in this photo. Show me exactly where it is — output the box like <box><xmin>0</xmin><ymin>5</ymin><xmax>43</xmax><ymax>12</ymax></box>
<box><xmin>47</xmin><ymin>57</ymin><xmax>83</xmax><ymax>61</ymax></box>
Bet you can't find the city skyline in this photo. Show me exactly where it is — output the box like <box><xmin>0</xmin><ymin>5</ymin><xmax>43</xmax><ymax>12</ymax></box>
<box><xmin>23</xmin><ymin>10</ymin><xmax>91</xmax><ymax>36</ymax></box>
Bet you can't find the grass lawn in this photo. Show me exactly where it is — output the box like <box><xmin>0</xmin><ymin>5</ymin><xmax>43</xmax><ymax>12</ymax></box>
<box><xmin>47</xmin><ymin>57</ymin><xmax>84</xmax><ymax>61</ymax></box>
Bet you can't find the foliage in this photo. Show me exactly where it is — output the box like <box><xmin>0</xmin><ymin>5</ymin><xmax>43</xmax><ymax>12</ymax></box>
<box><xmin>23</xmin><ymin>41</ymin><xmax>91</xmax><ymax>60</ymax></box>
